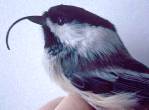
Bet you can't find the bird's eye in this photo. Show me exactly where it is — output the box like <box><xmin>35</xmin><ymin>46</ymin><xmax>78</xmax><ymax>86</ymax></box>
<box><xmin>58</xmin><ymin>17</ymin><xmax>64</xmax><ymax>25</ymax></box>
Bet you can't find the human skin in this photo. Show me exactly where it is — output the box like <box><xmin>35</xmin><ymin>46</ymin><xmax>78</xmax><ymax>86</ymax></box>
<box><xmin>39</xmin><ymin>93</ymin><xmax>95</xmax><ymax>110</ymax></box>
<box><xmin>39</xmin><ymin>97</ymin><xmax>64</xmax><ymax>110</ymax></box>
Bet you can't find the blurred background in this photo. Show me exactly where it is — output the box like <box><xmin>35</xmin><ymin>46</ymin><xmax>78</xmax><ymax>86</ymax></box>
<box><xmin>0</xmin><ymin>0</ymin><xmax>149</xmax><ymax>110</ymax></box>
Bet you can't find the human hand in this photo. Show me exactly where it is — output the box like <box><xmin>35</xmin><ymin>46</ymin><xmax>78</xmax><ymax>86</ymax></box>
<box><xmin>39</xmin><ymin>93</ymin><xmax>95</xmax><ymax>110</ymax></box>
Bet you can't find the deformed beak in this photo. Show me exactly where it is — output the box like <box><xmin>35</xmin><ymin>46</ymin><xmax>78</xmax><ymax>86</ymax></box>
<box><xmin>6</xmin><ymin>15</ymin><xmax>46</xmax><ymax>50</ymax></box>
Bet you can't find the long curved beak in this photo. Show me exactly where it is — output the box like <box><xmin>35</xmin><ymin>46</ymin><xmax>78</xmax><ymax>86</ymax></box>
<box><xmin>6</xmin><ymin>16</ymin><xmax>46</xmax><ymax>50</ymax></box>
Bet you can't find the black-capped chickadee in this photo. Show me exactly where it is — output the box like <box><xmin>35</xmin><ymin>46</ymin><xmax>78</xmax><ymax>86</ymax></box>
<box><xmin>6</xmin><ymin>5</ymin><xmax>149</xmax><ymax>110</ymax></box>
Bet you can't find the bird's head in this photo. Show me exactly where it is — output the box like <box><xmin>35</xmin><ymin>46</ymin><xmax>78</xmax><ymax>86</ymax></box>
<box><xmin>6</xmin><ymin>5</ymin><xmax>127</xmax><ymax>58</ymax></box>
<box><xmin>42</xmin><ymin>5</ymin><xmax>128</xmax><ymax>58</ymax></box>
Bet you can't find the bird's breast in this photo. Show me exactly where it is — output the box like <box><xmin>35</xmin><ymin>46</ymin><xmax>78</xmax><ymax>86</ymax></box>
<box><xmin>47</xmin><ymin>56</ymin><xmax>76</xmax><ymax>93</ymax></box>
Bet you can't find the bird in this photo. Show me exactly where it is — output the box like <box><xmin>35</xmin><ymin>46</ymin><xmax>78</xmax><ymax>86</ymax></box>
<box><xmin>6</xmin><ymin>4</ymin><xmax>149</xmax><ymax>110</ymax></box>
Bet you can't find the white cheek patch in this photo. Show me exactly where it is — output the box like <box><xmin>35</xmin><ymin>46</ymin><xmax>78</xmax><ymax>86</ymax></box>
<box><xmin>46</xmin><ymin>18</ymin><xmax>85</xmax><ymax>46</ymax></box>
<box><xmin>57</xmin><ymin>23</ymin><xmax>86</xmax><ymax>46</ymax></box>
<box><xmin>46</xmin><ymin>18</ymin><xmax>125</xmax><ymax>58</ymax></box>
